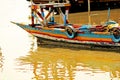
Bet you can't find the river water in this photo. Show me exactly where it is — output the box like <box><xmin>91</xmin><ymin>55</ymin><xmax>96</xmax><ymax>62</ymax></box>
<box><xmin>0</xmin><ymin>35</ymin><xmax>120</xmax><ymax>80</ymax></box>
<box><xmin>0</xmin><ymin>0</ymin><xmax>120</xmax><ymax>80</ymax></box>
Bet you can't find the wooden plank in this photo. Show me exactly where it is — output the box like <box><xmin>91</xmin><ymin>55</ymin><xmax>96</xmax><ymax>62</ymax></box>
<box><xmin>33</xmin><ymin>0</ymin><xmax>58</xmax><ymax>4</ymax></box>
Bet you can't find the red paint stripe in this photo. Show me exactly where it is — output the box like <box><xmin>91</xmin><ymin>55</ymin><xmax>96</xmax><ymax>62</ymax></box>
<box><xmin>35</xmin><ymin>10</ymin><xmax>44</xmax><ymax>20</ymax></box>
<box><xmin>26</xmin><ymin>29</ymin><xmax>113</xmax><ymax>43</ymax></box>
<box><xmin>27</xmin><ymin>29</ymin><xmax>67</xmax><ymax>39</ymax></box>
<box><xmin>75</xmin><ymin>36</ymin><xmax>113</xmax><ymax>43</ymax></box>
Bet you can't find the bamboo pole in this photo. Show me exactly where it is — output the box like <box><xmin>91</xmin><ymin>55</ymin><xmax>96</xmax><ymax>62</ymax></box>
<box><xmin>88</xmin><ymin>0</ymin><xmax>91</xmax><ymax>24</ymax></box>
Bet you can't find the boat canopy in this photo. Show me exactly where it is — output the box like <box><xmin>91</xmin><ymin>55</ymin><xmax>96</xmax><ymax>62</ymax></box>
<box><xmin>30</xmin><ymin>3</ymin><xmax>71</xmax><ymax>8</ymax></box>
<box><xmin>27</xmin><ymin>0</ymin><xmax>58</xmax><ymax>4</ymax></box>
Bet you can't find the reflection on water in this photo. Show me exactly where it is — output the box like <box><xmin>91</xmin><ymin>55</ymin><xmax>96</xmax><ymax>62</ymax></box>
<box><xmin>0</xmin><ymin>0</ymin><xmax>120</xmax><ymax>79</ymax></box>
<box><xmin>0</xmin><ymin>33</ymin><xmax>120</xmax><ymax>80</ymax></box>
<box><xmin>17</xmin><ymin>45</ymin><xmax>120</xmax><ymax>80</ymax></box>
<box><xmin>0</xmin><ymin>32</ymin><xmax>37</xmax><ymax>80</ymax></box>
<box><xmin>0</xmin><ymin>50</ymin><xmax>3</xmax><ymax>72</ymax></box>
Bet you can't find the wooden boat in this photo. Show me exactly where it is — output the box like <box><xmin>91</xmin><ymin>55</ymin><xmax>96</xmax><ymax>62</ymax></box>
<box><xmin>12</xmin><ymin>0</ymin><xmax>120</xmax><ymax>47</ymax></box>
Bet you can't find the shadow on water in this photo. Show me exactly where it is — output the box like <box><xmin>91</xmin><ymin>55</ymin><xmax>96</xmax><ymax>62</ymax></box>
<box><xmin>16</xmin><ymin>45</ymin><xmax>120</xmax><ymax>80</ymax></box>
<box><xmin>37</xmin><ymin>38</ymin><xmax>120</xmax><ymax>53</ymax></box>
<box><xmin>39</xmin><ymin>43</ymin><xmax>120</xmax><ymax>53</ymax></box>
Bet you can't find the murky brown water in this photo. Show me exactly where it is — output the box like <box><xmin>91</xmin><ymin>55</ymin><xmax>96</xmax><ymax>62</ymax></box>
<box><xmin>0</xmin><ymin>35</ymin><xmax>120</xmax><ymax>80</ymax></box>
<box><xmin>55</xmin><ymin>9</ymin><xmax>120</xmax><ymax>25</ymax></box>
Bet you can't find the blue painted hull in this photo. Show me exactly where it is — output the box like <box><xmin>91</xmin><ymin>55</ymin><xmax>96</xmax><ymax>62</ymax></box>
<box><xmin>13</xmin><ymin>22</ymin><xmax>120</xmax><ymax>46</ymax></box>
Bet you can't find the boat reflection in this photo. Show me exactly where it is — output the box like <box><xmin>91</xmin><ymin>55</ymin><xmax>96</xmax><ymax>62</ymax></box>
<box><xmin>0</xmin><ymin>49</ymin><xmax>3</xmax><ymax>72</ymax></box>
<box><xmin>17</xmin><ymin>47</ymin><xmax>120</xmax><ymax>80</ymax></box>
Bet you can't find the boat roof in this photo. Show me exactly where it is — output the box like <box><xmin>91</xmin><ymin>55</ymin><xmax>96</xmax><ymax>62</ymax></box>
<box><xmin>31</xmin><ymin>3</ymin><xmax>71</xmax><ymax>8</ymax></box>
<box><xmin>32</xmin><ymin>0</ymin><xmax>58</xmax><ymax>4</ymax></box>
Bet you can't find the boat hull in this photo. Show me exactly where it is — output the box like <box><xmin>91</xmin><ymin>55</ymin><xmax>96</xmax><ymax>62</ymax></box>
<box><xmin>14</xmin><ymin>23</ymin><xmax>120</xmax><ymax>47</ymax></box>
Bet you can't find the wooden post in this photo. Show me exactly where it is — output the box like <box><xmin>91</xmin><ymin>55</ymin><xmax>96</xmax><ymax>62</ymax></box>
<box><xmin>30</xmin><ymin>0</ymin><xmax>35</xmax><ymax>27</ymax></box>
<box><xmin>107</xmin><ymin>8</ymin><xmax>110</xmax><ymax>21</ymax></box>
<box><xmin>31</xmin><ymin>8</ymin><xmax>35</xmax><ymax>26</ymax></box>
<box><xmin>88</xmin><ymin>0</ymin><xmax>91</xmax><ymax>24</ymax></box>
<box><xmin>65</xmin><ymin>6</ymin><xmax>69</xmax><ymax>24</ymax></box>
